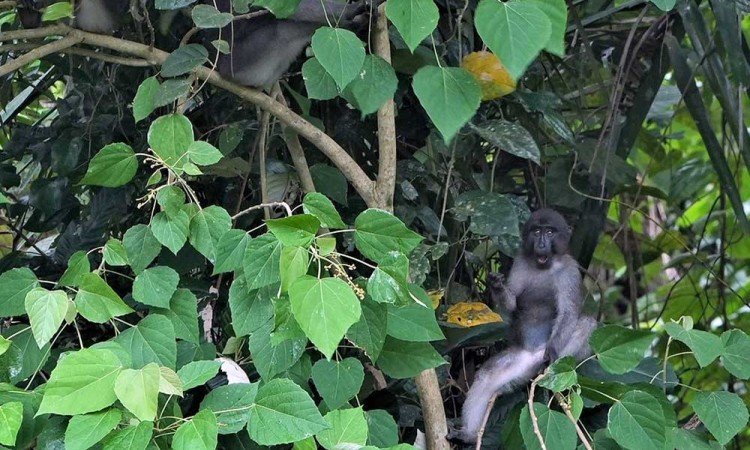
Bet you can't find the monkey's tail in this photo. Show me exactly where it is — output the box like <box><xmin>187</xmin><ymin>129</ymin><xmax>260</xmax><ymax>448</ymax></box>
<box><xmin>460</xmin><ymin>347</ymin><xmax>545</xmax><ymax>443</ymax></box>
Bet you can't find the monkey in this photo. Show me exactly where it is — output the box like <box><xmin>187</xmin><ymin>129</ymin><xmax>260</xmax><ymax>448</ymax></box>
<box><xmin>457</xmin><ymin>208</ymin><xmax>597</xmax><ymax>443</ymax></box>
<box><xmin>212</xmin><ymin>0</ymin><xmax>374</xmax><ymax>88</ymax></box>
<box><xmin>17</xmin><ymin>0</ymin><xmax>128</xmax><ymax>32</ymax></box>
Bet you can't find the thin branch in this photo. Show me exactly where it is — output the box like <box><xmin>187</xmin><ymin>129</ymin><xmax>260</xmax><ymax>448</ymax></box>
<box><xmin>233</xmin><ymin>202</ymin><xmax>293</xmax><ymax>220</ymax></box>
<box><xmin>276</xmin><ymin>85</ymin><xmax>316</xmax><ymax>194</ymax></box>
<box><xmin>475</xmin><ymin>392</ymin><xmax>498</xmax><ymax>450</ymax></box>
<box><xmin>0</xmin><ymin>34</ymin><xmax>83</xmax><ymax>77</ymax></box>
<box><xmin>528</xmin><ymin>372</ymin><xmax>548</xmax><ymax>450</ymax></box>
<box><xmin>554</xmin><ymin>393</ymin><xmax>593</xmax><ymax>450</ymax></box>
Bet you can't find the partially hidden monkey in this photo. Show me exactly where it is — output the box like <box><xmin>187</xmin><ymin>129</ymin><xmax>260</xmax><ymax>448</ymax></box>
<box><xmin>458</xmin><ymin>208</ymin><xmax>597</xmax><ymax>443</ymax></box>
<box><xmin>17</xmin><ymin>0</ymin><xmax>128</xmax><ymax>33</ymax></box>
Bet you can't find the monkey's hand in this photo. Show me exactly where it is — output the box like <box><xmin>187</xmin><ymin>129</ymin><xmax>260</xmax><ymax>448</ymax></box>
<box><xmin>487</xmin><ymin>272</ymin><xmax>506</xmax><ymax>291</ymax></box>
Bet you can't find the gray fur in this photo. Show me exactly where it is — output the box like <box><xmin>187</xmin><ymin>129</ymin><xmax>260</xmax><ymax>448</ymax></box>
<box><xmin>460</xmin><ymin>209</ymin><xmax>597</xmax><ymax>443</ymax></box>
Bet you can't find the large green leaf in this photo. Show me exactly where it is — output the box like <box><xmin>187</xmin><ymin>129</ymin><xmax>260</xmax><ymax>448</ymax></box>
<box><xmin>720</xmin><ymin>329</ymin><xmax>750</xmax><ymax>379</ymax></box>
<box><xmin>38</xmin><ymin>348</ymin><xmax>123</xmax><ymax>415</ymax></box>
<box><xmin>376</xmin><ymin>337</ymin><xmax>445</xmax><ymax>378</ymax></box>
<box><xmin>347</xmin><ymin>298</ymin><xmax>387</xmax><ymax>361</ymax></box>
<box><xmin>103</xmin><ymin>239</ymin><xmax>128</xmax><ymax>267</ymax></box>
<box><xmin>385</xmin><ymin>0</ymin><xmax>438</xmax><ymax>52</ymax></box>
<box><xmin>250</xmin><ymin>317</ymin><xmax>305</xmax><ymax>380</ymax></box>
<box><xmin>242</xmin><ymin>234</ymin><xmax>283</xmax><ymax>290</ymax></box>
<box><xmin>213</xmin><ymin>229</ymin><xmax>249</xmax><ymax>274</ymax></box>
<box><xmin>114</xmin><ymin>315</ymin><xmax>177</xmax><ymax>369</ymax></box>
<box><xmin>302</xmin><ymin>57</ymin><xmax>339</xmax><ymax>100</ymax></box>
<box><xmin>191</xmin><ymin>4</ymin><xmax>234</xmax><ymax>27</ymax></box>
<box><xmin>519</xmin><ymin>403</ymin><xmax>576</xmax><ymax>450</ymax></box>
<box><xmin>302</xmin><ymin>193</ymin><xmax>346</xmax><ymax>229</ymax></box>
<box><xmin>607</xmin><ymin>390</ymin><xmax>667</xmax><ymax>450</ymax></box>
<box><xmin>24</xmin><ymin>288</ymin><xmax>68</xmax><ymax>348</ymax></box>
<box><xmin>311</xmin><ymin>358</ymin><xmax>364</xmax><ymax>410</ymax></box>
<box><xmin>470</xmin><ymin>120</ymin><xmax>541</xmax><ymax>164</ymax></box>
<box><xmin>311</xmin><ymin>27</ymin><xmax>365</xmax><ymax>89</ymax></box>
<box><xmin>132</xmin><ymin>266</ymin><xmax>180</xmax><ymax>308</ymax></box>
<box><xmin>247</xmin><ymin>378</ymin><xmax>328</xmax><ymax>445</ymax></box>
<box><xmin>526</xmin><ymin>0</ymin><xmax>566</xmax><ymax>56</ymax></box>
<box><xmin>189</xmin><ymin>205</ymin><xmax>232</xmax><ymax>262</ymax></box>
<box><xmin>368</xmin><ymin>253</ymin><xmax>410</xmax><ymax>305</ymax></box>
<box><xmin>228</xmin><ymin>278</ymin><xmax>276</xmax><ymax>336</ymax></box>
<box><xmin>343</xmin><ymin>55</ymin><xmax>399</xmax><ymax>117</ymax></box>
<box><xmin>151</xmin><ymin>210</ymin><xmax>190</xmax><ymax>255</ymax></box>
<box><xmin>590</xmin><ymin>325</ymin><xmax>654</xmax><ymax>374</ymax></box>
<box><xmin>114</xmin><ymin>364</ymin><xmax>160</xmax><ymax>421</ymax></box>
<box><xmin>538</xmin><ymin>357</ymin><xmax>577</xmax><ymax>393</ymax></box>
<box><xmin>474</xmin><ymin>0</ymin><xmax>551</xmax><ymax>80</ymax></box>
<box><xmin>178</xmin><ymin>360</ymin><xmax>222</xmax><ymax>390</ymax></box>
<box><xmin>289</xmin><ymin>276</ymin><xmax>361</xmax><ymax>359</ymax></box>
<box><xmin>80</xmin><ymin>143</ymin><xmax>138</xmax><ymax>187</ymax></box>
<box><xmin>147</xmin><ymin>114</ymin><xmax>194</xmax><ymax>169</ymax></box>
<box><xmin>199</xmin><ymin>383</ymin><xmax>259</xmax><ymax>434</ymax></box>
<box><xmin>365</xmin><ymin>410</ymin><xmax>399</xmax><ymax>448</ymax></box>
<box><xmin>280</xmin><ymin>246</ymin><xmax>310</xmax><ymax>293</ymax></box>
<box><xmin>317</xmin><ymin>408</ymin><xmax>368</xmax><ymax>450</ymax></box>
<box><xmin>412</xmin><ymin>66</ymin><xmax>480</xmax><ymax>143</ymax></box>
<box><xmin>2</xmin><ymin>325</ymin><xmax>50</xmax><ymax>384</ymax></box>
<box><xmin>58</xmin><ymin>251</ymin><xmax>91</xmax><ymax>287</ymax></box>
<box><xmin>0</xmin><ymin>268</ymin><xmax>40</xmax><ymax>317</ymax></box>
<box><xmin>152</xmin><ymin>288</ymin><xmax>199</xmax><ymax>344</ymax></box>
<box><xmin>101</xmin><ymin>421</ymin><xmax>153</xmax><ymax>450</ymax></box>
<box><xmin>266</xmin><ymin>214</ymin><xmax>321</xmax><ymax>247</ymax></box>
<box><xmin>161</xmin><ymin>44</ymin><xmax>209</xmax><ymax>77</ymax></box>
<box><xmin>664</xmin><ymin>322</ymin><xmax>722</xmax><ymax>367</ymax></box>
<box><xmin>386</xmin><ymin>303</ymin><xmax>444</xmax><ymax>342</ymax></box>
<box><xmin>64</xmin><ymin>409</ymin><xmax>121</xmax><ymax>450</ymax></box>
<box><xmin>354</xmin><ymin>209</ymin><xmax>423</xmax><ymax>263</ymax></box>
<box><xmin>123</xmin><ymin>224</ymin><xmax>162</xmax><ymax>273</ymax></box>
<box><xmin>75</xmin><ymin>273</ymin><xmax>134</xmax><ymax>323</ymax></box>
<box><xmin>172</xmin><ymin>409</ymin><xmax>218</xmax><ymax>450</ymax></box>
<box><xmin>0</xmin><ymin>402</ymin><xmax>22</xmax><ymax>447</ymax></box>
<box><xmin>133</xmin><ymin>76</ymin><xmax>159</xmax><ymax>122</ymax></box>
<box><xmin>691</xmin><ymin>391</ymin><xmax>749</xmax><ymax>445</ymax></box>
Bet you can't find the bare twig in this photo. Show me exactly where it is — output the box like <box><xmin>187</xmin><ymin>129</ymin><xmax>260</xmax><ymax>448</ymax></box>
<box><xmin>475</xmin><ymin>392</ymin><xmax>498</xmax><ymax>450</ymax></box>
<box><xmin>554</xmin><ymin>393</ymin><xmax>593</xmax><ymax>450</ymax></box>
<box><xmin>233</xmin><ymin>202</ymin><xmax>293</xmax><ymax>220</ymax></box>
<box><xmin>528</xmin><ymin>372</ymin><xmax>548</xmax><ymax>450</ymax></box>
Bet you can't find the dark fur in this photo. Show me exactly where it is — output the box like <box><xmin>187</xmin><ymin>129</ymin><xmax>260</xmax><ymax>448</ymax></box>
<box><xmin>458</xmin><ymin>209</ymin><xmax>596</xmax><ymax>443</ymax></box>
<box><xmin>18</xmin><ymin>0</ymin><xmax>127</xmax><ymax>32</ymax></box>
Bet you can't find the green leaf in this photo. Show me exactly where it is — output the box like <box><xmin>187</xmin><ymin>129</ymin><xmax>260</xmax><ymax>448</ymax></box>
<box><xmin>607</xmin><ymin>390</ymin><xmax>667</xmax><ymax>450</ymax></box>
<box><xmin>368</xmin><ymin>253</ymin><xmax>410</xmax><ymax>305</ymax></box>
<box><xmin>266</xmin><ymin>214</ymin><xmax>321</xmax><ymax>247</ymax></box>
<box><xmin>310</xmin><ymin>164</ymin><xmax>348</xmax><ymax>205</ymax></box>
<box><xmin>123</xmin><ymin>224</ymin><xmax>162</xmax><ymax>273</ymax></box>
<box><xmin>133</xmin><ymin>266</ymin><xmax>180</xmax><ymax>308</ymax></box>
<box><xmin>103</xmin><ymin>239</ymin><xmax>128</xmax><ymax>266</ymax></box>
<box><xmin>153</xmin><ymin>288</ymin><xmax>199</xmax><ymax>344</ymax></box>
<box><xmin>649</xmin><ymin>0</ymin><xmax>677</xmax><ymax>11</ymax></box>
<box><xmin>520</xmin><ymin>402</ymin><xmax>576</xmax><ymax>450</ymax></box>
<box><xmin>692</xmin><ymin>391</ymin><xmax>749</xmax><ymax>445</ymax></box>
<box><xmin>151</xmin><ymin>210</ymin><xmax>190</xmax><ymax>255</ymax></box>
<box><xmin>242</xmin><ymin>234</ymin><xmax>283</xmax><ymax>290</ymax></box>
<box><xmin>24</xmin><ymin>288</ymin><xmax>68</xmax><ymax>348</ymax></box>
<box><xmin>64</xmin><ymin>409</ymin><xmax>121</xmax><ymax>450</ymax></box>
<box><xmin>133</xmin><ymin>76</ymin><xmax>159</xmax><ymax>122</ymax></box>
<box><xmin>376</xmin><ymin>337</ymin><xmax>445</xmax><ymax>378</ymax></box>
<box><xmin>148</xmin><ymin>114</ymin><xmax>194</xmax><ymax>169</ymax></box>
<box><xmin>311</xmin><ymin>358</ymin><xmax>364</xmax><ymax>410</ymax></box>
<box><xmin>302</xmin><ymin>57</ymin><xmax>339</xmax><ymax>100</ymax></box>
<box><xmin>115</xmin><ymin>363</ymin><xmax>160</xmax><ymax>421</ymax></box>
<box><xmin>0</xmin><ymin>402</ymin><xmax>22</xmax><ymax>447</ymax></box>
<box><xmin>199</xmin><ymin>383</ymin><xmax>259</xmax><ymax>434</ymax></box>
<box><xmin>159</xmin><ymin>366</ymin><xmax>184</xmax><ymax>396</ymax></box>
<box><xmin>412</xmin><ymin>66</ymin><xmax>480</xmax><ymax>143</ymax></box>
<box><xmin>386</xmin><ymin>303</ymin><xmax>443</xmax><ymax>342</ymax></box>
<box><xmin>114</xmin><ymin>315</ymin><xmax>177</xmax><ymax>369</ymax></box>
<box><xmin>189</xmin><ymin>205</ymin><xmax>232</xmax><ymax>262</ymax></box>
<box><xmin>172</xmin><ymin>409</ymin><xmax>218</xmax><ymax>450</ymax></box>
<box><xmin>2</xmin><ymin>325</ymin><xmax>50</xmax><ymax>384</ymax></box>
<box><xmin>247</xmin><ymin>378</ymin><xmax>328</xmax><ymax>445</ymax></box>
<box><xmin>154</xmin><ymin>79</ymin><xmax>191</xmax><ymax>108</ymax></box>
<box><xmin>80</xmin><ymin>143</ymin><xmax>138</xmax><ymax>187</ymax></box>
<box><xmin>213</xmin><ymin>229</ymin><xmax>249</xmax><ymax>274</ymax></box>
<box><xmin>354</xmin><ymin>209</ymin><xmax>423</xmax><ymax>263</ymax></box>
<box><xmin>228</xmin><ymin>278</ymin><xmax>275</xmax><ymax>336</ymax></box>
<box><xmin>186</xmin><ymin>141</ymin><xmax>223</xmax><ymax>166</ymax></box>
<box><xmin>302</xmin><ymin>193</ymin><xmax>346</xmax><ymax>229</ymax></box>
<box><xmin>538</xmin><ymin>356</ymin><xmax>577</xmax><ymax>393</ymax></box>
<box><xmin>317</xmin><ymin>408</ymin><xmax>368</xmax><ymax>450</ymax></box>
<box><xmin>253</xmin><ymin>0</ymin><xmax>302</xmax><ymax>17</ymax></box>
<box><xmin>162</xmin><ymin>44</ymin><xmax>209</xmax><ymax>77</ymax></box>
<box><xmin>58</xmin><ymin>251</ymin><xmax>90</xmax><ymax>287</ymax></box>
<box><xmin>344</xmin><ymin>55</ymin><xmax>398</xmax><ymax>117</ymax></box>
<box><xmin>289</xmin><ymin>276</ymin><xmax>361</xmax><ymax>359</ymax></box>
<box><xmin>38</xmin><ymin>348</ymin><xmax>123</xmax><ymax>415</ymax></box>
<box><xmin>453</xmin><ymin>190</ymin><xmax>521</xmax><ymax>238</ymax></box>
<box><xmin>474</xmin><ymin>0</ymin><xmax>551</xmax><ymax>80</ymax></box>
<box><xmin>0</xmin><ymin>268</ymin><xmax>40</xmax><ymax>317</ymax></box>
<box><xmin>191</xmin><ymin>4</ymin><xmax>233</xmax><ymax>28</ymax></box>
<box><xmin>0</xmin><ymin>336</ymin><xmax>10</xmax><ymax>356</ymax></box>
<box><xmin>720</xmin><ymin>329</ymin><xmax>750</xmax><ymax>379</ymax></box>
<box><xmin>249</xmin><ymin>316</ymin><xmax>305</xmax><ymax>380</ymax></box>
<box><xmin>102</xmin><ymin>421</ymin><xmax>153</xmax><ymax>450</ymax></box>
<box><xmin>75</xmin><ymin>272</ymin><xmax>134</xmax><ymax>323</ymax></box>
<box><xmin>311</xmin><ymin>27</ymin><xmax>365</xmax><ymax>89</ymax></box>
<box><xmin>526</xmin><ymin>0</ymin><xmax>566</xmax><ymax>56</ymax></box>
<box><xmin>385</xmin><ymin>0</ymin><xmax>438</xmax><ymax>52</ymax></box>
<box><xmin>664</xmin><ymin>322</ymin><xmax>722</xmax><ymax>367</ymax></box>
<box><xmin>365</xmin><ymin>410</ymin><xmax>399</xmax><ymax>447</ymax></box>
<box><xmin>590</xmin><ymin>325</ymin><xmax>654</xmax><ymax>374</ymax></box>
<box><xmin>156</xmin><ymin>185</ymin><xmax>186</xmax><ymax>215</ymax></box>
<box><xmin>178</xmin><ymin>360</ymin><xmax>222</xmax><ymax>390</ymax></box>
<box><xmin>280</xmin><ymin>246</ymin><xmax>309</xmax><ymax>293</ymax></box>
<box><xmin>471</xmin><ymin>120</ymin><xmax>541</xmax><ymax>164</ymax></box>
<box><xmin>347</xmin><ymin>298</ymin><xmax>387</xmax><ymax>361</ymax></box>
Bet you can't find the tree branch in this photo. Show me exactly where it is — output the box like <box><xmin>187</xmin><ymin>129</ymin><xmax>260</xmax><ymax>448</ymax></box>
<box><xmin>0</xmin><ymin>34</ymin><xmax>83</xmax><ymax>77</ymax></box>
<box><xmin>373</xmin><ymin>2</ymin><xmax>397</xmax><ymax>211</ymax></box>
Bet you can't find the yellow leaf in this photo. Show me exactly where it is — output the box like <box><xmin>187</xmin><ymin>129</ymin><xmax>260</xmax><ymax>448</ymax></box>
<box><xmin>446</xmin><ymin>302</ymin><xmax>502</xmax><ymax>327</ymax></box>
<box><xmin>461</xmin><ymin>51</ymin><xmax>516</xmax><ymax>101</ymax></box>
<box><xmin>427</xmin><ymin>289</ymin><xmax>444</xmax><ymax>310</ymax></box>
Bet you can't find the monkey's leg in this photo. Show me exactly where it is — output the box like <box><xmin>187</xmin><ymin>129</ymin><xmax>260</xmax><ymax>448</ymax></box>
<box><xmin>460</xmin><ymin>347</ymin><xmax>546</xmax><ymax>443</ymax></box>
<box><xmin>553</xmin><ymin>316</ymin><xmax>597</xmax><ymax>361</ymax></box>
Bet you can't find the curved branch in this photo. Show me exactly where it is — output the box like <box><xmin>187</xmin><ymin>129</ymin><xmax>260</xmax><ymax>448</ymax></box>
<box><xmin>0</xmin><ymin>25</ymin><xmax>376</xmax><ymax>204</ymax></box>
<box><xmin>0</xmin><ymin>34</ymin><xmax>83</xmax><ymax>77</ymax></box>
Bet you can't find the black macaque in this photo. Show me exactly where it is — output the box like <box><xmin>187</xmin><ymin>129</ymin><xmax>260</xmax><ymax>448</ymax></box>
<box><xmin>458</xmin><ymin>208</ymin><xmax>597</xmax><ymax>443</ymax></box>
<box><xmin>212</xmin><ymin>0</ymin><xmax>373</xmax><ymax>88</ymax></box>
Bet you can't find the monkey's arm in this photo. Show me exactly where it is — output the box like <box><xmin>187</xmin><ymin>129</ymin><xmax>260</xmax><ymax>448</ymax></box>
<box><xmin>487</xmin><ymin>264</ymin><xmax>525</xmax><ymax>312</ymax></box>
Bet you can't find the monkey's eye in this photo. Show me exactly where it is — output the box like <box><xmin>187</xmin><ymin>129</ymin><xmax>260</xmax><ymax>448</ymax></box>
<box><xmin>534</xmin><ymin>229</ymin><xmax>541</xmax><ymax>235</ymax></box>
<box><xmin>545</xmin><ymin>229</ymin><xmax>553</xmax><ymax>236</ymax></box>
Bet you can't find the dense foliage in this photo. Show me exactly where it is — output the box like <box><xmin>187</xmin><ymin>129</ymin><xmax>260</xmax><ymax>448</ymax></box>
<box><xmin>0</xmin><ymin>0</ymin><xmax>749</xmax><ymax>449</ymax></box>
